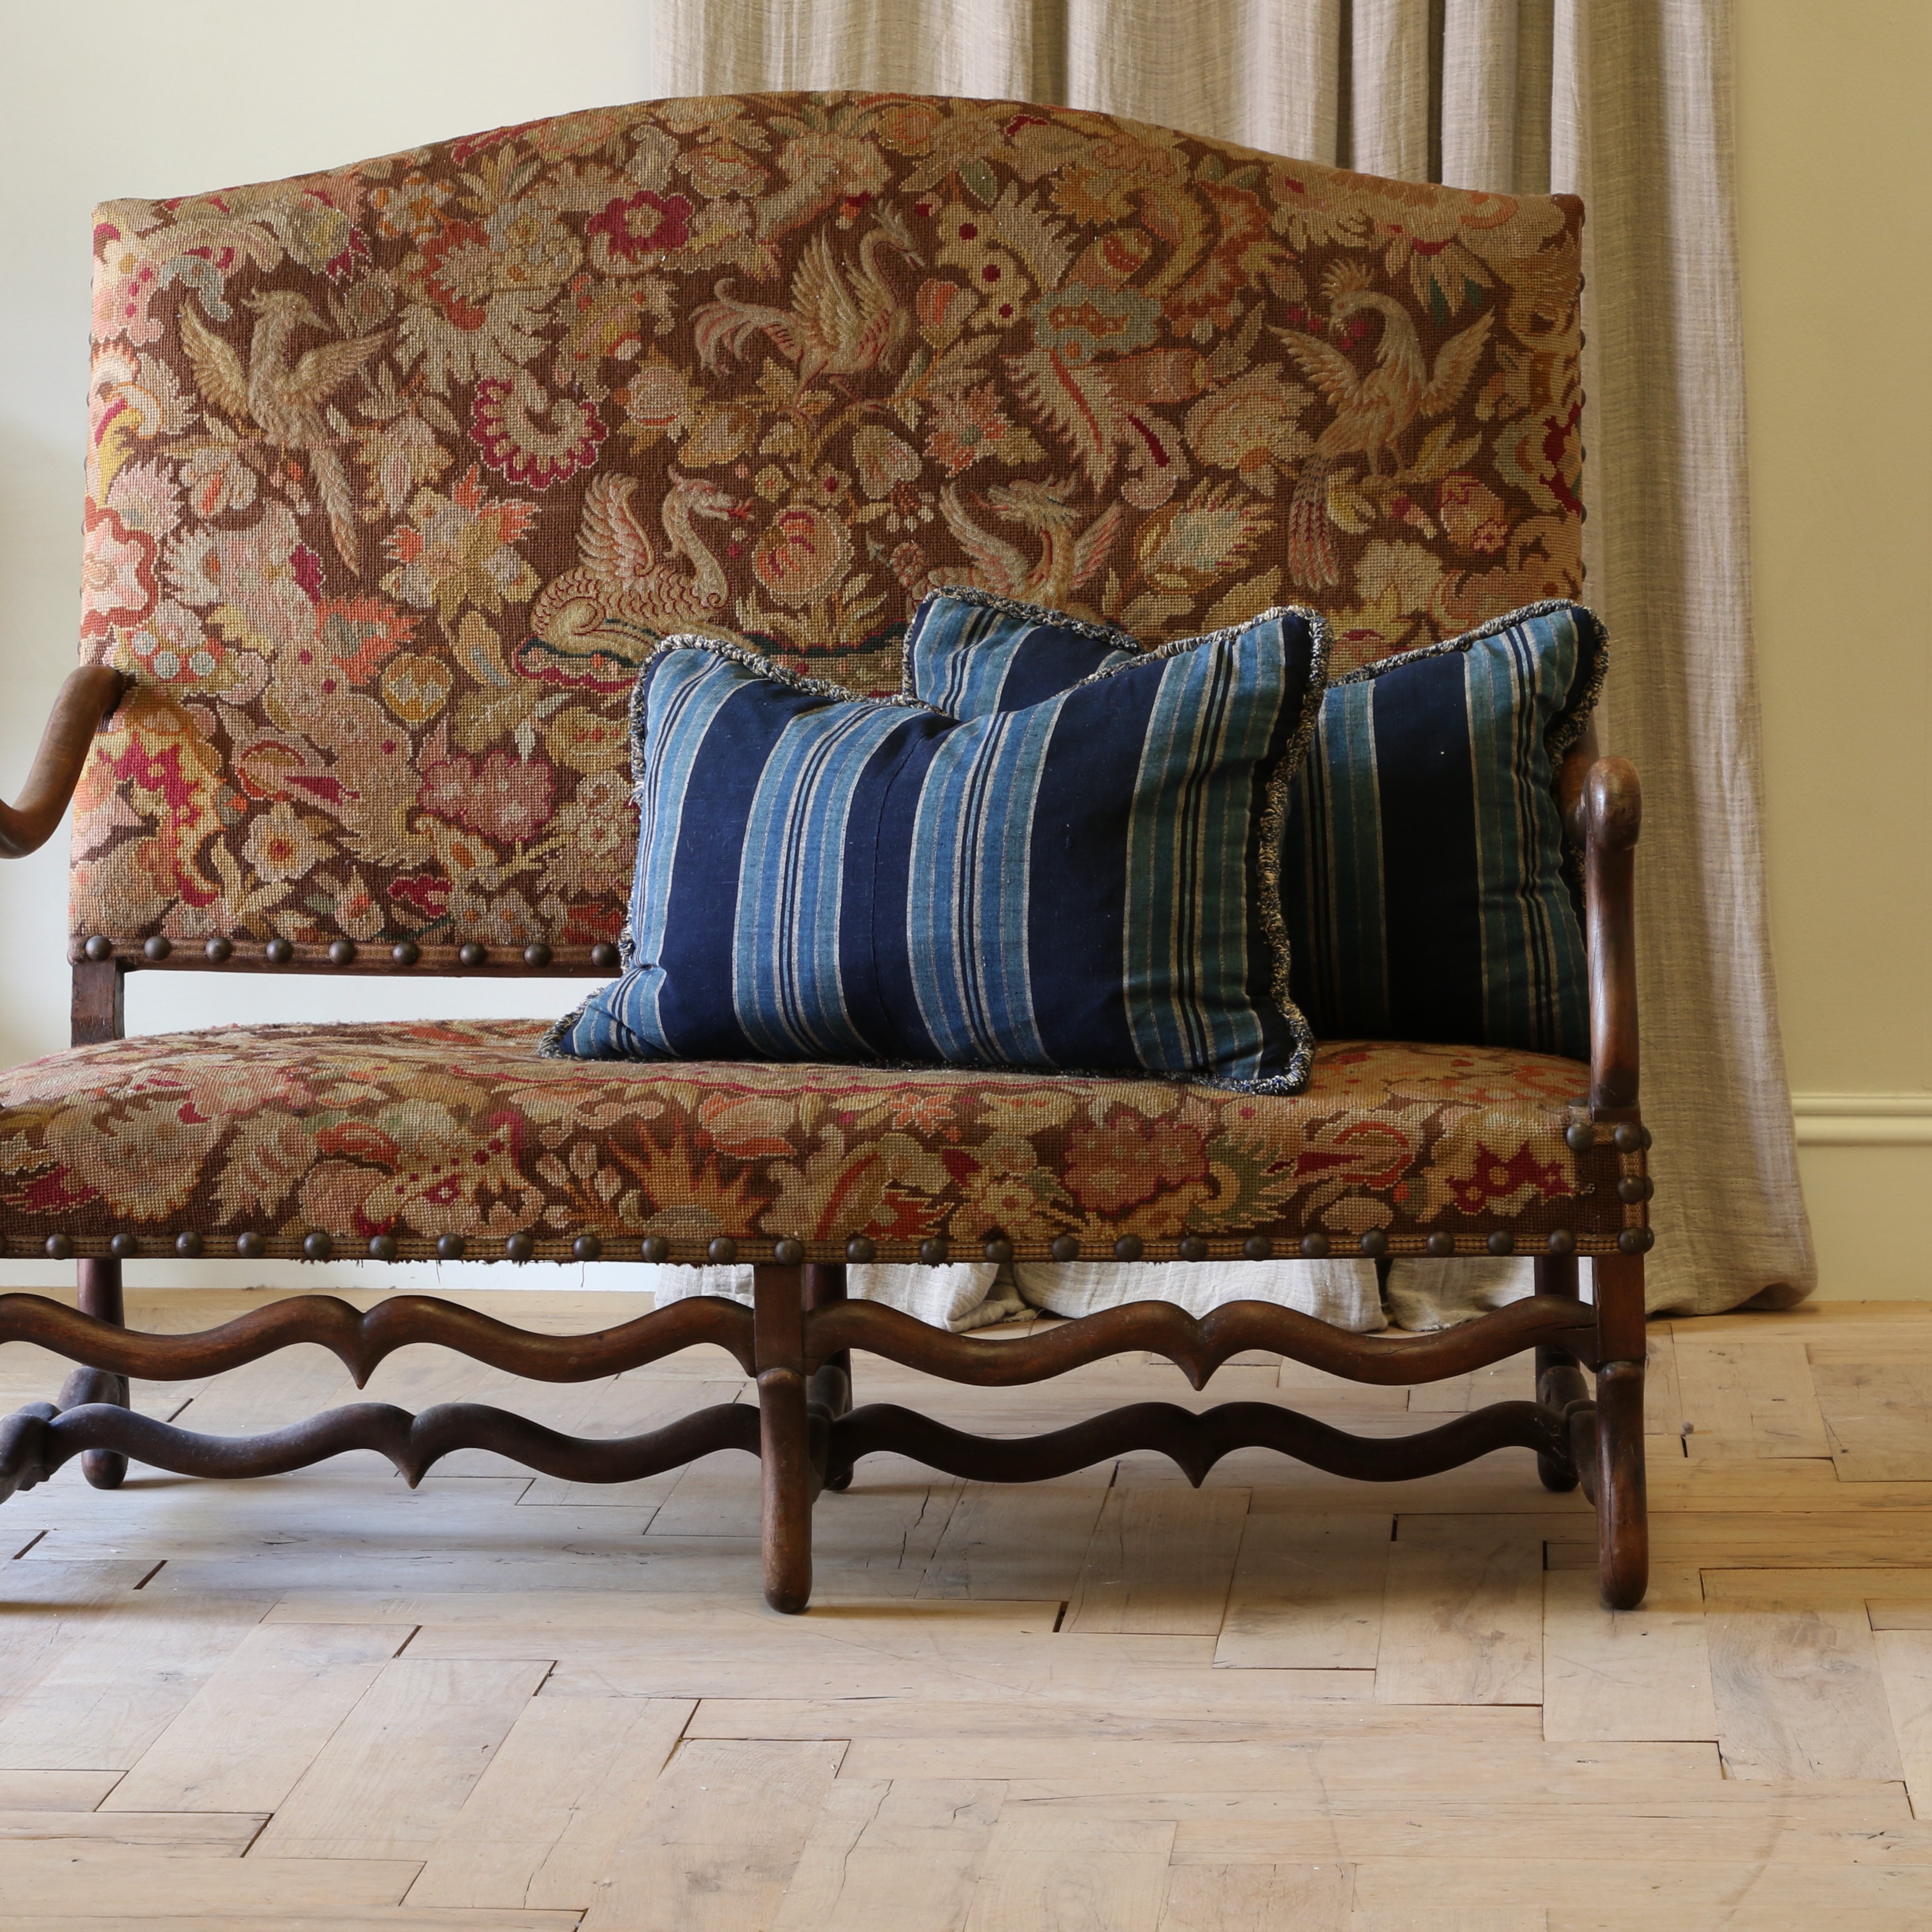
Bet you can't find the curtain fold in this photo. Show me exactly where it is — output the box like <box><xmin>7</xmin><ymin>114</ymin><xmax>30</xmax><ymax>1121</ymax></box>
<box><xmin>645</xmin><ymin>0</ymin><xmax>1816</xmax><ymax>1317</ymax></box>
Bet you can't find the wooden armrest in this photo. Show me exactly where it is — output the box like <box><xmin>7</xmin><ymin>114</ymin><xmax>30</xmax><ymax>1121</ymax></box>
<box><xmin>1581</xmin><ymin>754</ymin><xmax>1642</xmax><ymax>1113</ymax></box>
<box><xmin>0</xmin><ymin>667</ymin><xmax>128</xmax><ymax>859</ymax></box>
<box><xmin>1555</xmin><ymin>719</ymin><xmax>1601</xmax><ymax>848</ymax></box>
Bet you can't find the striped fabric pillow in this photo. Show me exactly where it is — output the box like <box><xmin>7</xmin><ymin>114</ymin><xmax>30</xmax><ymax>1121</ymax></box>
<box><xmin>546</xmin><ymin>612</ymin><xmax>1330</xmax><ymax>1093</ymax></box>
<box><xmin>903</xmin><ymin>588</ymin><xmax>1607</xmax><ymax>1058</ymax></box>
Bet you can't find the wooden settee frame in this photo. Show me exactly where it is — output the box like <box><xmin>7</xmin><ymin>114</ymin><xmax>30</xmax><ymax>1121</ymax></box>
<box><xmin>0</xmin><ymin>669</ymin><xmax>1650</xmax><ymax>1613</ymax></box>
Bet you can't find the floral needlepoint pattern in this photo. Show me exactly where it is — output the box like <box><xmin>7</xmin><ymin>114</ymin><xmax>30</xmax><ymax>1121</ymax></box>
<box><xmin>71</xmin><ymin>90</ymin><xmax>1584</xmax><ymax>960</ymax></box>
<box><xmin>0</xmin><ymin>1024</ymin><xmax>1642</xmax><ymax>1259</ymax></box>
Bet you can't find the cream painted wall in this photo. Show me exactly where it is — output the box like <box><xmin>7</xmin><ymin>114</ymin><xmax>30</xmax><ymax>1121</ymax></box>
<box><xmin>1736</xmin><ymin>0</ymin><xmax>1932</xmax><ymax>1295</ymax></box>
<box><xmin>0</xmin><ymin>3</ymin><xmax>1923</xmax><ymax>1298</ymax></box>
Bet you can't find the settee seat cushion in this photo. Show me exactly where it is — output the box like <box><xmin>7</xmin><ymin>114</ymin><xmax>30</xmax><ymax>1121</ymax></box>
<box><xmin>0</xmin><ymin>1020</ymin><xmax>1640</xmax><ymax>1263</ymax></box>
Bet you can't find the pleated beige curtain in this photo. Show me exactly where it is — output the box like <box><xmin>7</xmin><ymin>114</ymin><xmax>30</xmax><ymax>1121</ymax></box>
<box><xmin>645</xmin><ymin>0</ymin><xmax>1816</xmax><ymax>1316</ymax></box>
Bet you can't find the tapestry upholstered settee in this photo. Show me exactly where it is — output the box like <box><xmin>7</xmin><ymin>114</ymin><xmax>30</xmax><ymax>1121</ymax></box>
<box><xmin>0</xmin><ymin>91</ymin><xmax>1650</xmax><ymax>1612</ymax></box>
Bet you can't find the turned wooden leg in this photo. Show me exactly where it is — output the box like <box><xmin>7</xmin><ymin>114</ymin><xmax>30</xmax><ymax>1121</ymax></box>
<box><xmin>753</xmin><ymin>1264</ymin><xmax>815</xmax><ymax>1614</ymax></box>
<box><xmin>73</xmin><ymin>1259</ymin><xmax>129</xmax><ymax>1490</ymax></box>
<box><xmin>1592</xmin><ymin>1251</ymin><xmax>1648</xmax><ymax>1610</ymax></box>
<box><xmin>1532</xmin><ymin>1255</ymin><xmax>1585</xmax><ymax>1493</ymax></box>
<box><xmin>804</xmin><ymin>1263</ymin><xmax>853</xmax><ymax>1492</ymax></box>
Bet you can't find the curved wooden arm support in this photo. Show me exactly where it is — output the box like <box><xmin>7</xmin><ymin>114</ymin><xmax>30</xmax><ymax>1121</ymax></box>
<box><xmin>804</xmin><ymin>1294</ymin><xmax>1600</xmax><ymax>1387</ymax></box>
<box><xmin>0</xmin><ymin>1290</ymin><xmax>757</xmax><ymax>1384</ymax></box>
<box><xmin>1582</xmin><ymin>754</ymin><xmax>1642</xmax><ymax>1113</ymax></box>
<box><xmin>0</xmin><ymin>1392</ymin><xmax>759</xmax><ymax>1503</ymax></box>
<box><xmin>824</xmin><ymin>1398</ymin><xmax>1574</xmax><ymax>1490</ymax></box>
<box><xmin>0</xmin><ymin>666</ymin><xmax>127</xmax><ymax>860</ymax></box>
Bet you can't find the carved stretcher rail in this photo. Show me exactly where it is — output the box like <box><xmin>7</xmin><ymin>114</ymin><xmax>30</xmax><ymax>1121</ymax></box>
<box><xmin>823</xmin><ymin>1398</ymin><xmax>1578</xmax><ymax>1489</ymax></box>
<box><xmin>0</xmin><ymin>1291</ymin><xmax>758</xmax><ymax>1384</ymax></box>
<box><xmin>807</xmin><ymin>1295</ymin><xmax>1601</xmax><ymax>1388</ymax></box>
<box><xmin>0</xmin><ymin>1395</ymin><xmax>761</xmax><ymax>1502</ymax></box>
<box><xmin>0</xmin><ymin>1385</ymin><xmax>1579</xmax><ymax>1508</ymax></box>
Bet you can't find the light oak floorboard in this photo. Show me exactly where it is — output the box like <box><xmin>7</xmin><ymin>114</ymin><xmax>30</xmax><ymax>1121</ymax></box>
<box><xmin>1541</xmin><ymin>1564</ymin><xmax>1717</xmax><ymax>1743</ymax></box>
<box><xmin>963</xmin><ymin>1812</ymin><xmax>1175</xmax><ymax>1932</ymax></box>
<box><xmin>920</xmin><ymin>1479</ymin><xmax>1112</xmax><ymax>1601</ymax></box>
<box><xmin>1811</xmin><ymin>1362</ymin><xmax>1932</xmax><ymax>1483</ymax></box>
<box><xmin>0</xmin><ymin>1593</ymin><xmax>269</xmax><ymax>1771</ymax></box>
<box><xmin>104</xmin><ymin>1621</ymin><xmax>413</xmax><ymax>1813</ymax></box>
<box><xmin>579</xmin><ymin>1737</ymin><xmax>843</xmax><ymax>1932</ymax></box>
<box><xmin>251</xmin><ymin>1657</ymin><xmax>551</xmax><ymax>1860</ymax></box>
<box><xmin>0</xmin><ymin>1810</ymin><xmax>264</xmax><ymax>1848</ymax></box>
<box><xmin>1216</xmin><ymin>1511</ymin><xmax>1391</xmax><ymax>1669</ymax></box>
<box><xmin>1158</xmin><ymin>1859</ymin><xmax>1351</xmax><ymax>1929</ymax></box>
<box><xmin>0</xmin><ymin>1769</ymin><xmax>122</xmax><ymax>1810</ymax></box>
<box><xmin>1703</xmin><ymin>1573</ymin><xmax>1905</xmax><ymax>1782</ymax></box>
<box><xmin>1673</xmin><ymin>1339</ymin><xmax>1829</xmax><ymax>1459</ymax></box>
<box><xmin>408</xmin><ymin>1694</ymin><xmax>692</xmax><ymax>1910</ymax></box>
<box><xmin>0</xmin><ymin>1843</ymin><xmax>417</xmax><ymax>1914</ymax></box>
<box><xmin>1065</xmin><ymin>1487</ymin><xmax>1249</xmax><ymax>1635</ymax></box>
<box><xmin>1376</xmin><ymin>1518</ymin><xmax>1544</xmax><ymax>1705</ymax></box>
<box><xmin>1873</xmin><ymin>1629</ymin><xmax>1932</xmax><ymax>1819</ymax></box>
<box><xmin>770</xmin><ymin>1776</ymin><xmax>1003</xmax><ymax>1930</ymax></box>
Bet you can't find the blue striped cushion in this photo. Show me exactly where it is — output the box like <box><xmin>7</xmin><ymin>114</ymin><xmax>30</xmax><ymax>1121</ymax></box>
<box><xmin>546</xmin><ymin>613</ymin><xmax>1329</xmax><ymax>1092</ymax></box>
<box><xmin>903</xmin><ymin>588</ymin><xmax>1606</xmax><ymax>1058</ymax></box>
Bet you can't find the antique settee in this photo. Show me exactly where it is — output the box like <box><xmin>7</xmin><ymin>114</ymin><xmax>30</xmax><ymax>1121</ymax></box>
<box><xmin>0</xmin><ymin>91</ymin><xmax>1650</xmax><ymax>1613</ymax></box>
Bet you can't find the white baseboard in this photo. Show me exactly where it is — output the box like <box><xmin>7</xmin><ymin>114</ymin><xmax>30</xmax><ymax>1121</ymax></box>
<box><xmin>1791</xmin><ymin>1093</ymin><xmax>1932</xmax><ymax>1146</ymax></box>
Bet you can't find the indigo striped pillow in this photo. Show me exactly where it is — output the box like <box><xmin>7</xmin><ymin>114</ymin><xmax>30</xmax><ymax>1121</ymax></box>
<box><xmin>903</xmin><ymin>588</ymin><xmax>1607</xmax><ymax>1058</ymax></box>
<box><xmin>546</xmin><ymin>611</ymin><xmax>1329</xmax><ymax>1092</ymax></box>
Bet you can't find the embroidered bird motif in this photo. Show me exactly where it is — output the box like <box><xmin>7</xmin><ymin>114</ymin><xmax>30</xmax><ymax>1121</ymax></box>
<box><xmin>179</xmin><ymin>291</ymin><xmax>387</xmax><ymax>570</ymax></box>
<box><xmin>938</xmin><ymin>478</ymin><xmax>1123</xmax><ymax>607</ymax></box>
<box><xmin>693</xmin><ymin>229</ymin><xmax>915</xmax><ymax>392</ymax></box>
<box><xmin>523</xmin><ymin>470</ymin><xmax>736</xmax><ymax>684</ymax></box>
<box><xmin>1274</xmin><ymin>291</ymin><xmax>1494</xmax><ymax>586</ymax></box>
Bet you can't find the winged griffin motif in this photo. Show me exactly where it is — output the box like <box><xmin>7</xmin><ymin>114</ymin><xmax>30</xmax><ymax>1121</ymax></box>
<box><xmin>1275</xmin><ymin>290</ymin><xmax>1494</xmax><ymax>587</ymax></box>
<box><xmin>521</xmin><ymin>471</ymin><xmax>736</xmax><ymax>685</ymax></box>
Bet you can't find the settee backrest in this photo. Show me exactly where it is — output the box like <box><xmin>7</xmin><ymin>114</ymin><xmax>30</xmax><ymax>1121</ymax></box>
<box><xmin>73</xmin><ymin>90</ymin><xmax>1584</xmax><ymax>972</ymax></box>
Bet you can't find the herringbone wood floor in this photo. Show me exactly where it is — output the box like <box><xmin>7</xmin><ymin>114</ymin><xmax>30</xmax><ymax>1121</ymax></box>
<box><xmin>4</xmin><ymin>1289</ymin><xmax>1932</xmax><ymax>1930</ymax></box>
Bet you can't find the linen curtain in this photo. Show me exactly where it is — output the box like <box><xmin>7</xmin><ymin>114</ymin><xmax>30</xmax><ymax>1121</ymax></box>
<box><xmin>643</xmin><ymin>0</ymin><xmax>1816</xmax><ymax>1317</ymax></box>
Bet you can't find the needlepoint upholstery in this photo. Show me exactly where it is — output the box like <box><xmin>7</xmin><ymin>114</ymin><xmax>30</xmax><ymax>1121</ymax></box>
<box><xmin>0</xmin><ymin>1021</ymin><xmax>1644</xmax><ymax>1261</ymax></box>
<box><xmin>73</xmin><ymin>91</ymin><xmax>1585</xmax><ymax>963</ymax></box>
<box><xmin>546</xmin><ymin>612</ymin><xmax>1325</xmax><ymax>1090</ymax></box>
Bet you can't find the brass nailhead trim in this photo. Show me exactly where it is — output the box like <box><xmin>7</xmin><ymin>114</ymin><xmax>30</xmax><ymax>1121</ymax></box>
<box><xmin>236</xmin><ymin>1232</ymin><xmax>266</xmax><ymax>1258</ymax></box>
<box><xmin>204</xmin><ymin>937</ymin><xmax>232</xmax><ymax>962</ymax></box>
<box><xmin>175</xmin><ymin>1232</ymin><xmax>203</xmax><ymax>1257</ymax></box>
<box><xmin>45</xmin><ymin>1234</ymin><xmax>72</xmax><ymax>1260</ymax></box>
<box><xmin>573</xmin><ymin>1234</ymin><xmax>603</xmax><ymax>1262</ymax></box>
<box><xmin>1547</xmin><ymin>1229</ymin><xmax>1577</xmax><ymax>1256</ymax></box>
<box><xmin>302</xmin><ymin>1232</ymin><xmax>333</xmax><ymax>1261</ymax></box>
<box><xmin>524</xmin><ymin>943</ymin><xmax>552</xmax><ymax>968</ymax></box>
<box><xmin>1297</xmin><ymin>1233</ymin><xmax>1328</xmax><ymax>1259</ymax></box>
<box><xmin>1425</xmin><ymin>1232</ymin><xmax>1455</xmax><ymax>1257</ymax></box>
<box><xmin>109</xmin><ymin>1233</ymin><xmax>139</xmax><ymax>1259</ymax></box>
<box><xmin>1178</xmin><ymin>1235</ymin><xmax>1209</xmax><ymax>1262</ymax></box>
<box><xmin>706</xmin><ymin>1237</ymin><xmax>737</xmax><ymax>1265</ymax></box>
<box><xmin>772</xmin><ymin>1238</ymin><xmax>805</xmax><ymax>1266</ymax></box>
<box><xmin>1612</xmin><ymin>1124</ymin><xmax>1643</xmax><ymax>1154</ymax></box>
<box><xmin>919</xmin><ymin>1236</ymin><xmax>950</xmax><ymax>1266</ymax></box>
<box><xmin>264</xmin><ymin>939</ymin><xmax>294</xmax><ymax>964</ymax></box>
<box><xmin>437</xmin><ymin>1233</ymin><xmax>466</xmax><ymax>1261</ymax></box>
<box><xmin>1617</xmin><ymin>1176</ymin><xmax>1653</xmax><ymax>1203</ymax></box>
<box><xmin>641</xmin><ymin>1236</ymin><xmax>671</xmax><ymax>1264</ymax></box>
<box><xmin>1113</xmin><ymin>1235</ymin><xmax>1143</xmax><ymax>1263</ymax></box>
<box><xmin>1359</xmin><ymin>1230</ymin><xmax>1390</xmax><ymax>1258</ymax></box>
<box><xmin>591</xmin><ymin>943</ymin><xmax>620</xmax><ymax>970</ymax></box>
<box><xmin>144</xmin><ymin>936</ymin><xmax>171</xmax><ymax>961</ymax></box>
<box><xmin>83</xmin><ymin>934</ymin><xmax>112</xmax><ymax>961</ymax></box>
<box><xmin>1487</xmin><ymin>1231</ymin><xmax>1516</xmax><ymax>1256</ymax></box>
<box><xmin>1049</xmin><ymin>1235</ymin><xmax>1079</xmax><ymax>1263</ymax></box>
<box><xmin>1246</xmin><ymin>1234</ymin><xmax>1275</xmax><ymax>1261</ymax></box>
<box><xmin>1565</xmin><ymin>1122</ymin><xmax>1594</xmax><ymax>1152</ymax></box>
<box><xmin>391</xmin><ymin>941</ymin><xmax>420</xmax><ymax>967</ymax></box>
<box><xmin>328</xmin><ymin>940</ymin><xmax>356</xmax><ymax>966</ymax></box>
<box><xmin>368</xmin><ymin>1235</ymin><xmax>398</xmax><ymax>1261</ymax></box>
<box><xmin>1618</xmin><ymin>1226</ymin><xmax>1655</xmax><ymax>1254</ymax></box>
<box><xmin>505</xmin><ymin>1233</ymin><xmax>535</xmax><ymax>1262</ymax></box>
<box><xmin>458</xmin><ymin>943</ymin><xmax>487</xmax><ymax>967</ymax></box>
<box><xmin>980</xmin><ymin>1237</ymin><xmax>1011</xmax><ymax>1266</ymax></box>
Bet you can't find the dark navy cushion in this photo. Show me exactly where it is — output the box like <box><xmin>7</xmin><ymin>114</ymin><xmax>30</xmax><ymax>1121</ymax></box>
<box><xmin>903</xmin><ymin>587</ymin><xmax>1606</xmax><ymax>1058</ymax></box>
<box><xmin>547</xmin><ymin>610</ymin><xmax>1330</xmax><ymax>1093</ymax></box>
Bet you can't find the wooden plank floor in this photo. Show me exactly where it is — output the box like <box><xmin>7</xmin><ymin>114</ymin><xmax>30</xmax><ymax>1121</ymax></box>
<box><xmin>5</xmin><ymin>1290</ymin><xmax>1932</xmax><ymax>1930</ymax></box>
